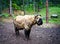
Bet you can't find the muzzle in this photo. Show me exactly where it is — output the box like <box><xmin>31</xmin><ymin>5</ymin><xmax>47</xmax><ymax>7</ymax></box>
<box><xmin>37</xmin><ymin>18</ymin><xmax>43</xmax><ymax>25</ymax></box>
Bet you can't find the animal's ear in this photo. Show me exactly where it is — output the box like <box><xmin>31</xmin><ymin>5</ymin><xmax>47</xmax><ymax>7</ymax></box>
<box><xmin>35</xmin><ymin>15</ymin><xmax>38</xmax><ymax>18</ymax></box>
<box><xmin>40</xmin><ymin>15</ymin><xmax>41</xmax><ymax>16</ymax></box>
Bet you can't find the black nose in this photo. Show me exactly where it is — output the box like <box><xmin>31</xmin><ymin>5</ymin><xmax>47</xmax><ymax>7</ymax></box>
<box><xmin>37</xmin><ymin>18</ymin><xmax>43</xmax><ymax>25</ymax></box>
<box><xmin>40</xmin><ymin>18</ymin><xmax>43</xmax><ymax>25</ymax></box>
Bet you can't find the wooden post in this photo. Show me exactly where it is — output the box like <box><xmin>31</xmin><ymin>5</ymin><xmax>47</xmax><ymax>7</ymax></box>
<box><xmin>0</xmin><ymin>0</ymin><xmax>2</xmax><ymax>14</ymax></box>
<box><xmin>23</xmin><ymin>0</ymin><xmax>25</xmax><ymax>15</ymax></box>
<box><xmin>37</xmin><ymin>0</ymin><xmax>39</xmax><ymax>14</ymax></box>
<box><xmin>46</xmin><ymin>0</ymin><xmax>49</xmax><ymax>23</ymax></box>
<box><xmin>33</xmin><ymin>0</ymin><xmax>36</xmax><ymax>14</ymax></box>
<box><xmin>10</xmin><ymin>0</ymin><xmax>13</xmax><ymax>16</ymax></box>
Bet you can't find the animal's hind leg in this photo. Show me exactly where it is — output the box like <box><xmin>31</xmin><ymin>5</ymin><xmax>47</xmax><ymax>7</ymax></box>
<box><xmin>24</xmin><ymin>29</ymin><xmax>31</xmax><ymax>39</ymax></box>
<box><xmin>15</xmin><ymin>27</ymin><xmax>19</xmax><ymax>35</ymax></box>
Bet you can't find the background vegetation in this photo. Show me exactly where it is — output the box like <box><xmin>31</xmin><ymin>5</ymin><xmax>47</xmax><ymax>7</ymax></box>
<box><xmin>0</xmin><ymin>0</ymin><xmax>60</xmax><ymax>24</ymax></box>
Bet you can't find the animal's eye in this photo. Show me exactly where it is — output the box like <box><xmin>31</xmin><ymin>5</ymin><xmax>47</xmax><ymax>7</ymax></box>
<box><xmin>37</xmin><ymin>17</ymin><xmax>39</xmax><ymax>19</ymax></box>
<box><xmin>37</xmin><ymin>18</ymin><xmax>38</xmax><ymax>19</ymax></box>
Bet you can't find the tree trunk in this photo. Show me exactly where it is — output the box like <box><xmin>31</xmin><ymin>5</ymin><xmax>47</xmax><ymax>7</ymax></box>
<box><xmin>0</xmin><ymin>0</ymin><xmax>2</xmax><ymax>14</ymax></box>
<box><xmin>10</xmin><ymin>0</ymin><xmax>13</xmax><ymax>16</ymax></box>
<box><xmin>33</xmin><ymin>0</ymin><xmax>36</xmax><ymax>14</ymax></box>
<box><xmin>23</xmin><ymin>0</ymin><xmax>25</xmax><ymax>15</ymax></box>
<box><xmin>46</xmin><ymin>0</ymin><xmax>49</xmax><ymax>23</ymax></box>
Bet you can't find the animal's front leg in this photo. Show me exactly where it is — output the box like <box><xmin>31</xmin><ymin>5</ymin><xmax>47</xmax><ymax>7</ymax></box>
<box><xmin>24</xmin><ymin>29</ymin><xmax>31</xmax><ymax>40</ymax></box>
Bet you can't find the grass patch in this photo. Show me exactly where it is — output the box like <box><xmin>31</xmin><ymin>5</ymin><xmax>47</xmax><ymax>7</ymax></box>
<box><xmin>40</xmin><ymin>7</ymin><xmax>60</xmax><ymax>24</ymax></box>
<box><xmin>1</xmin><ymin>6</ymin><xmax>60</xmax><ymax>25</ymax></box>
<box><xmin>0</xmin><ymin>13</ymin><xmax>9</xmax><ymax>18</ymax></box>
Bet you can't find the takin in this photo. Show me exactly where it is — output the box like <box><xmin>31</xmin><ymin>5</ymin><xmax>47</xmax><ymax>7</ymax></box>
<box><xmin>13</xmin><ymin>15</ymin><xmax>43</xmax><ymax>40</ymax></box>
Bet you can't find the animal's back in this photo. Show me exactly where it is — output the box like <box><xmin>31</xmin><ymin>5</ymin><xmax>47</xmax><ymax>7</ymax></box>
<box><xmin>15</xmin><ymin>15</ymin><xmax>35</xmax><ymax>24</ymax></box>
<box><xmin>14</xmin><ymin>15</ymin><xmax>35</xmax><ymax>28</ymax></box>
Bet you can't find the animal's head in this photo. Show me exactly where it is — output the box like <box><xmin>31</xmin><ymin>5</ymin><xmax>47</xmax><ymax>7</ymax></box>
<box><xmin>34</xmin><ymin>15</ymin><xmax>43</xmax><ymax>26</ymax></box>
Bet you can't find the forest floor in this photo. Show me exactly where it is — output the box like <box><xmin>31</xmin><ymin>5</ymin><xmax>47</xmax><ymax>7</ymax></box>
<box><xmin>0</xmin><ymin>18</ymin><xmax>60</xmax><ymax>44</ymax></box>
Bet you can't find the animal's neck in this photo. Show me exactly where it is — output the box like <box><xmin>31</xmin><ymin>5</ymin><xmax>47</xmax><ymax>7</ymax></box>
<box><xmin>30</xmin><ymin>19</ymin><xmax>36</xmax><ymax>27</ymax></box>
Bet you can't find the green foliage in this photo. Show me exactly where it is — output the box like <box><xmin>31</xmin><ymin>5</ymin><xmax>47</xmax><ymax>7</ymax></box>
<box><xmin>49</xmin><ymin>18</ymin><xmax>60</xmax><ymax>24</ymax></box>
<box><xmin>1</xmin><ymin>0</ymin><xmax>60</xmax><ymax>24</ymax></box>
<box><xmin>2</xmin><ymin>0</ymin><xmax>9</xmax><ymax>9</ymax></box>
<box><xmin>40</xmin><ymin>7</ymin><xmax>60</xmax><ymax>16</ymax></box>
<box><xmin>12</xmin><ymin>3</ymin><xmax>21</xmax><ymax>10</ymax></box>
<box><xmin>49</xmin><ymin>7</ymin><xmax>60</xmax><ymax>15</ymax></box>
<box><xmin>25</xmin><ymin>4</ymin><xmax>34</xmax><ymax>12</ymax></box>
<box><xmin>40</xmin><ymin>7</ymin><xmax>60</xmax><ymax>24</ymax></box>
<box><xmin>1</xmin><ymin>13</ymin><xmax>9</xmax><ymax>18</ymax></box>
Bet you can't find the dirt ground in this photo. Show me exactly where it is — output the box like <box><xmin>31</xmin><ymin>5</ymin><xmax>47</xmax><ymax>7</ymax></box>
<box><xmin>0</xmin><ymin>19</ymin><xmax>60</xmax><ymax>44</ymax></box>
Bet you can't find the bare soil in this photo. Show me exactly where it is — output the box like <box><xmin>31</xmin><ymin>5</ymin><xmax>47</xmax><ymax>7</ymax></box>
<box><xmin>0</xmin><ymin>18</ymin><xmax>60</xmax><ymax>44</ymax></box>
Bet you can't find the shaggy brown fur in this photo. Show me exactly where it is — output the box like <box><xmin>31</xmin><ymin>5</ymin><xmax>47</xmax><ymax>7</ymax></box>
<box><xmin>13</xmin><ymin>15</ymin><xmax>42</xmax><ymax>40</ymax></box>
<box><xmin>14</xmin><ymin>15</ymin><xmax>39</xmax><ymax>30</ymax></box>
